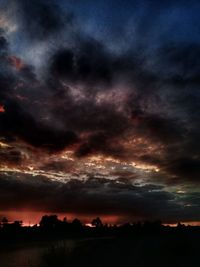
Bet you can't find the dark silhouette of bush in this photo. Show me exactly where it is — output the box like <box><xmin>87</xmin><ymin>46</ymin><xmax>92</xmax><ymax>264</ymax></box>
<box><xmin>91</xmin><ymin>217</ymin><xmax>103</xmax><ymax>228</ymax></box>
<box><xmin>39</xmin><ymin>215</ymin><xmax>60</xmax><ymax>229</ymax></box>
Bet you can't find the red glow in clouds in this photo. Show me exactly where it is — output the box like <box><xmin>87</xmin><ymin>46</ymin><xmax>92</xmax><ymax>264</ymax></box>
<box><xmin>8</xmin><ymin>56</ymin><xmax>25</xmax><ymax>71</ymax></box>
<box><xmin>0</xmin><ymin>105</ymin><xmax>5</xmax><ymax>113</ymax></box>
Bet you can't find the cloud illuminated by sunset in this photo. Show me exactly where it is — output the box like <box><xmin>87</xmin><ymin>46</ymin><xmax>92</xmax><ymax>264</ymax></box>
<box><xmin>0</xmin><ymin>0</ymin><xmax>199</xmax><ymax>225</ymax></box>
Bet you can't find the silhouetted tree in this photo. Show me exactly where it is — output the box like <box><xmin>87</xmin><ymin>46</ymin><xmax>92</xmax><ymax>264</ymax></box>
<box><xmin>177</xmin><ymin>222</ymin><xmax>185</xmax><ymax>229</ymax></box>
<box><xmin>91</xmin><ymin>217</ymin><xmax>103</xmax><ymax>228</ymax></box>
<box><xmin>72</xmin><ymin>218</ymin><xmax>82</xmax><ymax>229</ymax></box>
<box><xmin>13</xmin><ymin>220</ymin><xmax>23</xmax><ymax>227</ymax></box>
<box><xmin>40</xmin><ymin>215</ymin><xmax>60</xmax><ymax>229</ymax></box>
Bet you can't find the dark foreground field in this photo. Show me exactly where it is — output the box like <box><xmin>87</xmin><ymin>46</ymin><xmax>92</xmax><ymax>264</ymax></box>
<box><xmin>0</xmin><ymin>231</ymin><xmax>199</xmax><ymax>267</ymax></box>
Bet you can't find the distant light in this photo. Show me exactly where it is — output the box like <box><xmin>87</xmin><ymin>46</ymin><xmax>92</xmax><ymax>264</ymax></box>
<box><xmin>177</xmin><ymin>190</ymin><xmax>186</xmax><ymax>194</ymax></box>
<box><xmin>85</xmin><ymin>223</ymin><xmax>95</xmax><ymax>228</ymax></box>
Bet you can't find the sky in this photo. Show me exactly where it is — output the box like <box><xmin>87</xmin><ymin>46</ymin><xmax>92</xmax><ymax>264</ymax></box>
<box><xmin>0</xmin><ymin>0</ymin><xmax>200</xmax><ymax>225</ymax></box>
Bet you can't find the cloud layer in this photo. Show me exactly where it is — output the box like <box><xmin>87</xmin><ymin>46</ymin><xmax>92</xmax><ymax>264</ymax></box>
<box><xmin>0</xmin><ymin>0</ymin><xmax>199</xmax><ymax>223</ymax></box>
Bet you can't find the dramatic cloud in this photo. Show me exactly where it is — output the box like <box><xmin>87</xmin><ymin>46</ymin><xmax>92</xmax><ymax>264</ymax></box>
<box><xmin>1</xmin><ymin>172</ymin><xmax>199</xmax><ymax>223</ymax></box>
<box><xmin>0</xmin><ymin>0</ymin><xmax>199</xmax><ymax>223</ymax></box>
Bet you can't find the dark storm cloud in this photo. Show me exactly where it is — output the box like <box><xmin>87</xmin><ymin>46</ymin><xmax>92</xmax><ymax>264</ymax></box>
<box><xmin>47</xmin><ymin>34</ymin><xmax>192</xmax><ymax>159</ymax></box>
<box><xmin>150</xmin><ymin>44</ymin><xmax>200</xmax><ymax>83</ymax></box>
<box><xmin>1</xmin><ymin>172</ymin><xmax>198</xmax><ymax>223</ymax></box>
<box><xmin>0</xmin><ymin>102</ymin><xmax>79</xmax><ymax>152</ymax></box>
<box><xmin>1</xmin><ymin>172</ymin><xmax>200</xmax><ymax>223</ymax></box>
<box><xmin>0</xmin><ymin>147</ymin><xmax>23</xmax><ymax>165</ymax></box>
<box><xmin>130</xmin><ymin>109</ymin><xmax>185</xmax><ymax>143</ymax></box>
<box><xmin>13</xmin><ymin>0</ymin><xmax>73</xmax><ymax>41</ymax></box>
<box><xmin>0</xmin><ymin>35</ymin><xmax>8</xmax><ymax>55</ymax></box>
<box><xmin>0</xmin><ymin>0</ymin><xmax>199</xmax><ymax>208</ymax></box>
<box><xmin>0</xmin><ymin>30</ymin><xmax>79</xmax><ymax>151</ymax></box>
<box><xmin>164</xmin><ymin>157</ymin><xmax>200</xmax><ymax>182</ymax></box>
<box><xmin>0</xmin><ymin>30</ymin><xmax>198</xmax><ymax>177</ymax></box>
<box><xmin>50</xmin><ymin>39</ymin><xmax>113</xmax><ymax>85</ymax></box>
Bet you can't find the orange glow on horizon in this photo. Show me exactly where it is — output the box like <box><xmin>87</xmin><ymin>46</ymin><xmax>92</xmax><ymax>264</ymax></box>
<box><xmin>0</xmin><ymin>211</ymin><xmax>123</xmax><ymax>226</ymax></box>
<box><xmin>2</xmin><ymin>211</ymin><xmax>200</xmax><ymax>227</ymax></box>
